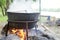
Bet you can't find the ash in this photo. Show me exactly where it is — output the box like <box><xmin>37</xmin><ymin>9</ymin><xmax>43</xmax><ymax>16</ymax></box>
<box><xmin>0</xmin><ymin>34</ymin><xmax>20</xmax><ymax>40</ymax></box>
<box><xmin>6</xmin><ymin>34</ymin><xmax>20</xmax><ymax>40</ymax></box>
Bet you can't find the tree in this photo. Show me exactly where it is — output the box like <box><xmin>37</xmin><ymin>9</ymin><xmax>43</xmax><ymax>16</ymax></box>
<box><xmin>0</xmin><ymin>0</ymin><xmax>13</xmax><ymax>16</ymax></box>
<box><xmin>0</xmin><ymin>0</ymin><xmax>6</xmax><ymax>16</ymax></box>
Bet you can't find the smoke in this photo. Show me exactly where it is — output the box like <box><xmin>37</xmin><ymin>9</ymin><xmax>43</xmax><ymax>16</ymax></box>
<box><xmin>7</xmin><ymin>0</ymin><xmax>39</xmax><ymax>13</ymax></box>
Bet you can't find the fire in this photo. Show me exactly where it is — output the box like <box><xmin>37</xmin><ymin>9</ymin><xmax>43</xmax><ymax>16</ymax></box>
<box><xmin>11</xmin><ymin>28</ymin><xmax>26</xmax><ymax>40</ymax></box>
<box><xmin>11</xmin><ymin>28</ymin><xmax>17</xmax><ymax>34</ymax></box>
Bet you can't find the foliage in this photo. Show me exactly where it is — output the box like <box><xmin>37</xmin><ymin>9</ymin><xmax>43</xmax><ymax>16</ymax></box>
<box><xmin>0</xmin><ymin>0</ymin><xmax>6</xmax><ymax>16</ymax></box>
<box><xmin>0</xmin><ymin>0</ymin><xmax>13</xmax><ymax>16</ymax></box>
<box><xmin>0</xmin><ymin>0</ymin><xmax>6</xmax><ymax>6</ymax></box>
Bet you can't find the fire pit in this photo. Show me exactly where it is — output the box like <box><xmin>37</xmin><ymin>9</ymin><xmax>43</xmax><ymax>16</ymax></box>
<box><xmin>1</xmin><ymin>24</ymin><xmax>55</xmax><ymax>40</ymax></box>
<box><xmin>1</xmin><ymin>21</ymin><xmax>39</xmax><ymax>40</ymax></box>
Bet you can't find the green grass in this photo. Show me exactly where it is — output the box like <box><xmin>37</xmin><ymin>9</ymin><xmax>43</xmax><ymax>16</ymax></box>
<box><xmin>0</xmin><ymin>16</ymin><xmax>8</xmax><ymax>22</ymax></box>
<box><xmin>0</xmin><ymin>8</ymin><xmax>8</xmax><ymax>22</ymax></box>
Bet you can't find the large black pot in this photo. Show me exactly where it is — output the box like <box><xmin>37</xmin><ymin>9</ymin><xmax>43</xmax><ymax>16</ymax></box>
<box><xmin>7</xmin><ymin>12</ymin><xmax>40</xmax><ymax>29</ymax></box>
<box><xmin>7</xmin><ymin>12</ymin><xmax>40</xmax><ymax>21</ymax></box>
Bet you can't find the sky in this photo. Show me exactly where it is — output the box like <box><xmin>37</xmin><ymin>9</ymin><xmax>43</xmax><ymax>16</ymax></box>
<box><xmin>41</xmin><ymin>0</ymin><xmax>60</xmax><ymax>18</ymax></box>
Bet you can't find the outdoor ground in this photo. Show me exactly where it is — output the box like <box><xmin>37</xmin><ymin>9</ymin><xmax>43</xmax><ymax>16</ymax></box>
<box><xmin>45</xmin><ymin>24</ymin><xmax>60</xmax><ymax>40</ymax></box>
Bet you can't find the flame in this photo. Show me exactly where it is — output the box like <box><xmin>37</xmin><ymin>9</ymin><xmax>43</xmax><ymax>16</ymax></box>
<box><xmin>12</xmin><ymin>29</ymin><xmax>17</xmax><ymax>34</ymax></box>
<box><xmin>11</xmin><ymin>29</ymin><xmax>26</xmax><ymax>40</ymax></box>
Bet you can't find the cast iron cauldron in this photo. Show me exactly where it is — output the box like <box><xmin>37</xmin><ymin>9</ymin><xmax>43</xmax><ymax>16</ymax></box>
<box><xmin>7</xmin><ymin>12</ymin><xmax>40</xmax><ymax>21</ymax></box>
<box><xmin>7</xmin><ymin>12</ymin><xmax>40</xmax><ymax>29</ymax></box>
